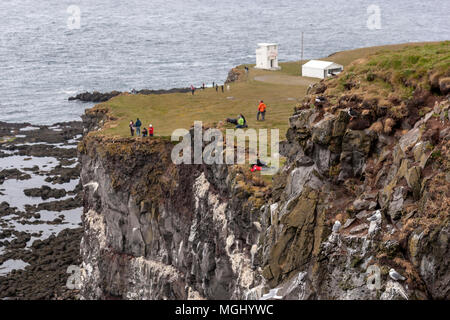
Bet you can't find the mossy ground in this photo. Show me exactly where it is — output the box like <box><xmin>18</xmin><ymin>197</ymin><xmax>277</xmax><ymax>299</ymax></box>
<box><xmin>325</xmin><ymin>41</ymin><xmax>450</xmax><ymax>101</ymax></box>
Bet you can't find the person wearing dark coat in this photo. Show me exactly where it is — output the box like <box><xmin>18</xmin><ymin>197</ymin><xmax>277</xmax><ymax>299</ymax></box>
<box><xmin>135</xmin><ymin>118</ymin><xmax>142</xmax><ymax>136</ymax></box>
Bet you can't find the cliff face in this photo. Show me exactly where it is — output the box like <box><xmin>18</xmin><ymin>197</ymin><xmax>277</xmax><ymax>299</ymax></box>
<box><xmin>255</xmin><ymin>48</ymin><xmax>450</xmax><ymax>298</ymax></box>
<box><xmin>78</xmin><ymin>130</ymin><xmax>268</xmax><ymax>299</ymax></box>
<box><xmin>258</xmin><ymin>97</ymin><xmax>449</xmax><ymax>300</ymax></box>
<box><xmin>78</xmin><ymin>44</ymin><xmax>449</xmax><ymax>300</ymax></box>
<box><xmin>78</xmin><ymin>97</ymin><xmax>449</xmax><ymax>300</ymax></box>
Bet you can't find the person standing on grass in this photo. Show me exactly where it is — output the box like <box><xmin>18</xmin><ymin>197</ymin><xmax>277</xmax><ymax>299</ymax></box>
<box><xmin>135</xmin><ymin>118</ymin><xmax>142</xmax><ymax>135</ymax></box>
<box><xmin>191</xmin><ymin>85</ymin><xmax>195</xmax><ymax>95</ymax></box>
<box><xmin>149</xmin><ymin>124</ymin><xmax>154</xmax><ymax>137</ymax></box>
<box><xmin>215</xmin><ymin>84</ymin><xmax>218</xmax><ymax>92</ymax></box>
<box><xmin>202</xmin><ymin>83</ymin><xmax>205</xmax><ymax>90</ymax></box>
<box><xmin>142</xmin><ymin>127</ymin><xmax>148</xmax><ymax>137</ymax></box>
<box><xmin>257</xmin><ymin>100</ymin><xmax>267</xmax><ymax>121</ymax></box>
<box><xmin>221</xmin><ymin>85</ymin><xmax>224</xmax><ymax>93</ymax></box>
<box><xmin>212</xmin><ymin>81</ymin><xmax>215</xmax><ymax>88</ymax></box>
<box><xmin>129</xmin><ymin>120</ymin><xmax>135</xmax><ymax>136</ymax></box>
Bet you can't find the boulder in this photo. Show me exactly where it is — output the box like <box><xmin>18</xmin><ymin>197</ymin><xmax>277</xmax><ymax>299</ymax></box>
<box><xmin>439</xmin><ymin>77</ymin><xmax>450</xmax><ymax>95</ymax></box>
<box><xmin>338</xmin><ymin>130</ymin><xmax>374</xmax><ymax>181</ymax></box>
<box><xmin>266</xmin><ymin>187</ymin><xmax>322</xmax><ymax>283</ymax></box>
<box><xmin>388</xmin><ymin>186</ymin><xmax>407</xmax><ymax>221</ymax></box>
<box><xmin>311</xmin><ymin>114</ymin><xmax>335</xmax><ymax>145</ymax></box>
<box><xmin>405</xmin><ymin>166</ymin><xmax>422</xmax><ymax>200</ymax></box>
<box><xmin>289</xmin><ymin>109</ymin><xmax>317</xmax><ymax>130</ymax></box>
<box><xmin>399</xmin><ymin>127</ymin><xmax>422</xmax><ymax>152</ymax></box>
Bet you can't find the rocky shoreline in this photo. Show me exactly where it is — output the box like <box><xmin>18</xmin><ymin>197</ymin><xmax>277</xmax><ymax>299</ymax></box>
<box><xmin>68</xmin><ymin>88</ymin><xmax>191</xmax><ymax>103</ymax></box>
<box><xmin>0</xmin><ymin>121</ymin><xmax>84</xmax><ymax>299</ymax></box>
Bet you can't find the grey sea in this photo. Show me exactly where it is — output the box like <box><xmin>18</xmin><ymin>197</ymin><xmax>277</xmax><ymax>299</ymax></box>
<box><xmin>0</xmin><ymin>0</ymin><xmax>449</xmax><ymax>124</ymax></box>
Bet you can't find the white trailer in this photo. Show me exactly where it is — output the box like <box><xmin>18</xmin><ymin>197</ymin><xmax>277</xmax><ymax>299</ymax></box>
<box><xmin>302</xmin><ymin>60</ymin><xmax>343</xmax><ymax>79</ymax></box>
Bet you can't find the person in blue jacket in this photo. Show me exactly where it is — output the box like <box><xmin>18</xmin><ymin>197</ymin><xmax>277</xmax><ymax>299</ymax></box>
<box><xmin>135</xmin><ymin>118</ymin><xmax>142</xmax><ymax>136</ymax></box>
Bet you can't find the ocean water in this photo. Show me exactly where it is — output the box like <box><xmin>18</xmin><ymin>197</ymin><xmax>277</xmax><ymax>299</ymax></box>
<box><xmin>0</xmin><ymin>0</ymin><xmax>449</xmax><ymax>125</ymax></box>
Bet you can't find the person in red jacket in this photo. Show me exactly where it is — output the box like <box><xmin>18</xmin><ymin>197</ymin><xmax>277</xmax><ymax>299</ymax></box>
<box><xmin>148</xmin><ymin>124</ymin><xmax>154</xmax><ymax>137</ymax></box>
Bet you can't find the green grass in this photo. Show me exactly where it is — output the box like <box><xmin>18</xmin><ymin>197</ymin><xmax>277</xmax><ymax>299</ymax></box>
<box><xmin>98</xmin><ymin>74</ymin><xmax>310</xmax><ymax>138</ymax></box>
<box><xmin>325</xmin><ymin>41</ymin><xmax>450</xmax><ymax>101</ymax></box>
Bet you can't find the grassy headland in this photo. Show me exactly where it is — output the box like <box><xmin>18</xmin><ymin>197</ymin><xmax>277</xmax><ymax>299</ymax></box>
<box><xmin>89</xmin><ymin>41</ymin><xmax>449</xmax><ymax>140</ymax></box>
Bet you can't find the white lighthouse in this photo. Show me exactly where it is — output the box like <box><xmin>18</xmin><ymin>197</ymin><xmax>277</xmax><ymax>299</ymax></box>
<box><xmin>255</xmin><ymin>43</ymin><xmax>280</xmax><ymax>70</ymax></box>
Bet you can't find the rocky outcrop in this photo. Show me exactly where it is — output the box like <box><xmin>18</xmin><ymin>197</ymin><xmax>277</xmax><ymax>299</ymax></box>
<box><xmin>226</xmin><ymin>67</ymin><xmax>245</xmax><ymax>83</ymax></box>
<box><xmin>68</xmin><ymin>91</ymin><xmax>121</xmax><ymax>102</ymax></box>
<box><xmin>255</xmin><ymin>83</ymin><xmax>450</xmax><ymax>299</ymax></box>
<box><xmin>69</xmin><ymin>88</ymin><xmax>191</xmax><ymax>103</ymax></box>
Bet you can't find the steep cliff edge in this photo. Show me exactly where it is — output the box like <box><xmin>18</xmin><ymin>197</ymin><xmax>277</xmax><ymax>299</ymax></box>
<box><xmin>78</xmin><ymin>131</ymin><xmax>269</xmax><ymax>299</ymax></box>
<box><xmin>78</xmin><ymin>42</ymin><xmax>449</xmax><ymax>300</ymax></box>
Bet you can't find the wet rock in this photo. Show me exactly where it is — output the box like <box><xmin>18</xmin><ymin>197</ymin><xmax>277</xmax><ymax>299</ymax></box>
<box><xmin>0</xmin><ymin>202</ymin><xmax>17</xmax><ymax>217</ymax></box>
<box><xmin>68</xmin><ymin>90</ymin><xmax>121</xmax><ymax>102</ymax></box>
<box><xmin>25</xmin><ymin>195</ymin><xmax>82</xmax><ymax>213</ymax></box>
<box><xmin>45</xmin><ymin>165</ymin><xmax>80</xmax><ymax>184</ymax></box>
<box><xmin>0</xmin><ymin>169</ymin><xmax>31</xmax><ymax>184</ymax></box>
<box><xmin>24</xmin><ymin>186</ymin><xmax>67</xmax><ymax>200</ymax></box>
<box><xmin>0</xmin><ymin>228</ymin><xmax>83</xmax><ymax>300</ymax></box>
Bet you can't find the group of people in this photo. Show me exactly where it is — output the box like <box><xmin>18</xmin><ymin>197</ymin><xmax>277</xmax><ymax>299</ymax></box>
<box><xmin>190</xmin><ymin>82</ymin><xmax>230</xmax><ymax>95</ymax></box>
<box><xmin>129</xmin><ymin>118</ymin><xmax>154</xmax><ymax>137</ymax></box>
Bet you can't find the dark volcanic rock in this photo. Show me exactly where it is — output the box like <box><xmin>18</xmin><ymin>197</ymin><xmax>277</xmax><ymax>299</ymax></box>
<box><xmin>45</xmin><ymin>165</ymin><xmax>80</xmax><ymax>185</ymax></box>
<box><xmin>0</xmin><ymin>169</ymin><xmax>31</xmax><ymax>184</ymax></box>
<box><xmin>0</xmin><ymin>228</ymin><xmax>83</xmax><ymax>300</ymax></box>
<box><xmin>0</xmin><ymin>202</ymin><xmax>17</xmax><ymax>218</ymax></box>
<box><xmin>25</xmin><ymin>195</ymin><xmax>82</xmax><ymax>213</ymax></box>
<box><xmin>24</xmin><ymin>186</ymin><xmax>67</xmax><ymax>200</ymax></box>
<box><xmin>68</xmin><ymin>91</ymin><xmax>121</xmax><ymax>102</ymax></box>
<box><xmin>68</xmin><ymin>88</ymin><xmax>191</xmax><ymax>103</ymax></box>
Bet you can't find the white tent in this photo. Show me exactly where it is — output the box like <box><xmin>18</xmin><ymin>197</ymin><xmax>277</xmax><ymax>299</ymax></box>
<box><xmin>255</xmin><ymin>43</ymin><xmax>280</xmax><ymax>70</ymax></box>
<box><xmin>302</xmin><ymin>60</ymin><xmax>343</xmax><ymax>79</ymax></box>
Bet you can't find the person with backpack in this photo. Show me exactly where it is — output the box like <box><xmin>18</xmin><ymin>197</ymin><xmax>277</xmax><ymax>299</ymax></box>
<box><xmin>135</xmin><ymin>118</ymin><xmax>142</xmax><ymax>135</ymax></box>
<box><xmin>257</xmin><ymin>100</ymin><xmax>267</xmax><ymax>121</ymax></box>
<box><xmin>129</xmin><ymin>120</ymin><xmax>135</xmax><ymax>136</ymax></box>
<box><xmin>149</xmin><ymin>124</ymin><xmax>154</xmax><ymax>137</ymax></box>
<box><xmin>236</xmin><ymin>114</ymin><xmax>247</xmax><ymax>129</ymax></box>
<box><xmin>236</xmin><ymin>116</ymin><xmax>245</xmax><ymax>128</ymax></box>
